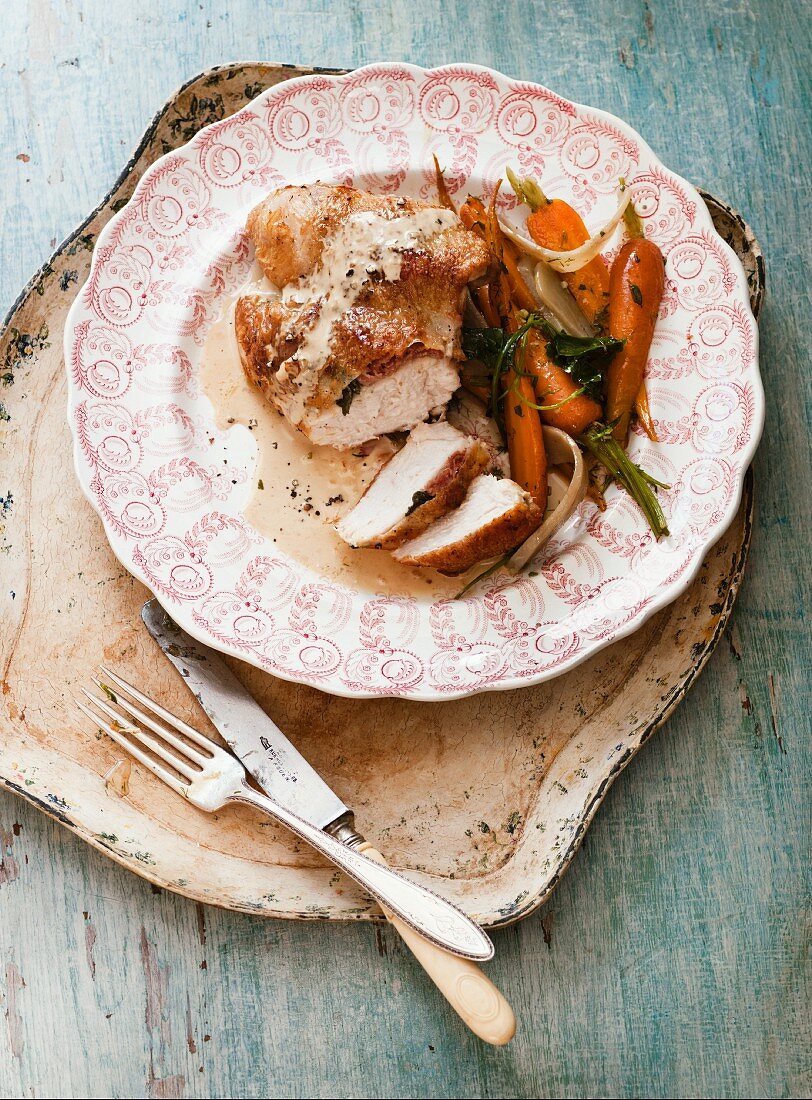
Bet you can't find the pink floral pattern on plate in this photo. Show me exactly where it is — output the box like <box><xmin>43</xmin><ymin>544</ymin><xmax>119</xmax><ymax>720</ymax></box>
<box><xmin>64</xmin><ymin>63</ymin><xmax>763</xmax><ymax>700</ymax></box>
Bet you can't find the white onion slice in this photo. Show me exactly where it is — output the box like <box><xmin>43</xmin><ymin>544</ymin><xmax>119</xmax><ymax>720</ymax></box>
<box><xmin>463</xmin><ymin>289</ymin><xmax>488</xmax><ymax>329</ymax></box>
<box><xmin>533</xmin><ymin>261</ymin><xmax>595</xmax><ymax>338</ymax></box>
<box><xmin>507</xmin><ymin>426</ymin><xmax>588</xmax><ymax>572</ymax></box>
<box><xmin>515</xmin><ymin>253</ymin><xmax>595</xmax><ymax>338</ymax></box>
<box><xmin>498</xmin><ymin>188</ymin><xmax>630</xmax><ymax>273</ymax></box>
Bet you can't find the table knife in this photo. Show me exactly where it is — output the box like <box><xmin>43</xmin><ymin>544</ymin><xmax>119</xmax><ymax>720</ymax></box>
<box><xmin>141</xmin><ymin>598</ymin><xmax>515</xmax><ymax>1044</ymax></box>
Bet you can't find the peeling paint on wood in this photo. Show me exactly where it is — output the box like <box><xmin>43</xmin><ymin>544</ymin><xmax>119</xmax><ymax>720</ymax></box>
<box><xmin>0</xmin><ymin>822</ymin><xmax>20</xmax><ymax>887</ymax></box>
<box><xmin>0</xmin><ymin>3</ymin><xmax>809</xmax><ymax>1098</ymax></box>
<box><xmin>3</xmin><ymin>964</ymin><xmax>25</xmax><ymax>1060</ymax></box>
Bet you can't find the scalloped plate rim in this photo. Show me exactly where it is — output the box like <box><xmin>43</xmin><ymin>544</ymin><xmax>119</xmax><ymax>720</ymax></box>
<box><xmin>63</xmin><ymin>60</ymin><xmax>765</xmax><ymax>701</ymax></box>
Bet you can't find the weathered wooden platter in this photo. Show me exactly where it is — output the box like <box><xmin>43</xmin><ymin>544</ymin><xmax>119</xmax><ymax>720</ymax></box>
<box><xmin>0</xmin><ymin>63</ymin><xmax>763</xmax><ymax>926</ymax></box>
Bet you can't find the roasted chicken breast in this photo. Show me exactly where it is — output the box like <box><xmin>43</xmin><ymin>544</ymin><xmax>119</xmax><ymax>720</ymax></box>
<box><xmin>235</xmin><ymin>184</ymin><xmax>491</xmax><ymax>448</ymax></box>
<box><xmin>336</xmin><ymin>421</ymin><xmax>490</xmax><ymax>551</ymax></box>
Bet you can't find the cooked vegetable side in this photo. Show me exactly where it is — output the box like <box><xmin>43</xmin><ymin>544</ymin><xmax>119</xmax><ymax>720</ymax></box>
<box><xmin>507</xmin><ymin>167</ymin><xmax>611</xmax><ymax>327</ymax></box>
<box><xmin>234</xmin><ymin>166</ymin><xmax>670</xmax><ymax>589</ymax></box>
<box><xmin>605</xmin><ymin>238</ymin><xmax>666</xmax><ymax>445</ymax></box>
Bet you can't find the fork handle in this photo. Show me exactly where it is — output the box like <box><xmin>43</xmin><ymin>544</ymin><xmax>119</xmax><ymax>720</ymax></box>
<box><xmin>235</xmin><ymin>786</ymin><xmax>493</xmax><ymax>962</ymax></box>
<box><xmin>357</xmin><ymin>844</ymin><xmax>516</xmax><ymax>1045</ymax></box>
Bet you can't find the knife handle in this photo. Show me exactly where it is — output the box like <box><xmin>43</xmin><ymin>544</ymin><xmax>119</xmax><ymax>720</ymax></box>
<box><xmin>357</xmin><ymin>843</ymin><xmax>516</xmax><ymax>1046</ymax></box>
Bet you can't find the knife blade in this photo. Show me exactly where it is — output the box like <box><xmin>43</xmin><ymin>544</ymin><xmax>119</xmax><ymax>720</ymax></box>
<box><xmin>140</xmin><ymin>598</ymin><xmax>349</xmax><ymax>831</ymax></box>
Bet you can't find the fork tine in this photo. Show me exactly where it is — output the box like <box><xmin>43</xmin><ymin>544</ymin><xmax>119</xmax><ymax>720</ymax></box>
<box><xmin>80</xmin><ymin>689</ymin><xmax>198</xmax><ymax>781</ymax></box>
<box><xmin>91</xmin><ymin>676</ymin><xmax>209</xmax><ymax>766</ymax></box>
<box><xmin>75</xmin><ymin>699</ymin><xmax>188</xmax><ymax>796</ymax></box>
<box><xmin>99</xmin><ymin>665</ymin><xmax>216</xmax><ymax>752</ymax></box>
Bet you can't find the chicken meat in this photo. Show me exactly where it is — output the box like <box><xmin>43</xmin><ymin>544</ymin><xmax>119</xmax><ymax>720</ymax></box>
<box><xmin>336</xmin><ymin>421</ymin><xmax>490</xmax><ymax>551</ymax></box>
<box><xmin>234</xmin><ymin>184</ymin><xmax>491</xmax><ymax>448</ymax></box>
<box><xmin>392</xmin><ymin>474</ymin><xmax>543</xmax><ymax>575</ymax></box>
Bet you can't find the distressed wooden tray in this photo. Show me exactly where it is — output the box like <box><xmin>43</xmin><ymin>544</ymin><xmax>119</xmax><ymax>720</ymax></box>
<box><xmin>0</xmin><ymin>62</ymin><xmax>763</xmax><ymax>926</ymax></box>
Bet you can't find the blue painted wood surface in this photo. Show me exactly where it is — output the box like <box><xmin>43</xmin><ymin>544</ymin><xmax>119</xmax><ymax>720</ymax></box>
<box><xmin>1</xmin><ymin>2</ymin><xmax>809</xmax><ymax>1097</ymax></box>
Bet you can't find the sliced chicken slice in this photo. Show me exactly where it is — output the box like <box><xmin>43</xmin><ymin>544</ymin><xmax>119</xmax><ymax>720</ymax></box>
<box><xmin>393</xmin><ymin>474</ymin><xmax>543</xmax><ymax>575</ymax></box>
<box><xmin>446</xmin><ymin>390</ymin><xmax>510</xmax><ymax>477</ymax></box>
<box><xmin>336</xmin><ymin>422</ymin><xmax>490</xmax><ymax>551</ymax></box>
<box><xmin>237</xmin><ymin>184</ymin><xmax>491</xmax><ymax>448</ymax></box>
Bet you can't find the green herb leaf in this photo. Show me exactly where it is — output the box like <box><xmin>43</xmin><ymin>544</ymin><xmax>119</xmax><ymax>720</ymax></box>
<box><xmin>544</xmin><ymin>327</ymin><xmax>624</xmax><ymax>362</ymax></box>
<box><xmin>405</xmin><ymin>490</ymin><xmax>434</xmax><ymax>516</ymax></box>
<box><xmin>336</xmin><ymin>378</ymin><xmax>361</xmax><ymax>416</ymax></box>
<box><xmin>461</xmin><ymin>312</ymin><xmax>624</xmax><ymax>413</ymax></box>
<box><xmin>630</xmin><ymin>283</ymin><xmax>643</xmax><ymax>306</ymax></box>
<box><xmin>461</xmin><ymin>327</ymin><xmax>506</xmax><ymax>365</ymax></box>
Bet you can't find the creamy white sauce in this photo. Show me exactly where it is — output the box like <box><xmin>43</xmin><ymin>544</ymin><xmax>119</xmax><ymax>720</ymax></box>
<box><xmin>200</xmin><ymin>294</ymin><xmax>461</xmax><ymax>600</ymax></box>
<box><xmin>278</xmin><ymin>206</ymin><xmax>460</xmax><ymax>424</ymax></box>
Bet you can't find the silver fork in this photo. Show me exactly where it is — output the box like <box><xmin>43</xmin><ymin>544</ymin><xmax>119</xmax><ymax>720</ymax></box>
<box><xmin>76</xmin><ymin>671</ymin><xmax>493</xmax><ymax>961</ymax></box>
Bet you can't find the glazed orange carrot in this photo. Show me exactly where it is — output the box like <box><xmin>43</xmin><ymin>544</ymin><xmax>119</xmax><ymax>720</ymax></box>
<box><xmin>522</xmin><ymin>330</ymin><xmax>603</xmax><ymax>436</ymax></box>
<box><xmin>504</xmin><ymin>373</ymin><xmax>547</xmax><ymax>508</ymax></box>
<box><xmin>622</xmin><ymin>196</ymin><xmax>659</xmax><ymax>442</ymax></box>
<box><xmin>459</xmin><ymin>195</ymin><xmax>488</xmax><ymax>234</ymax></box>
<box><xmin>433</xmin><ymin>155</ymin><xmax>456</xmax><ymax>211</ymax></box>
<box><xmin>483</xmin><ymin>184</ymin><xmax>514</xmax><ymax>329</ymax></box>
<box><xmin>462</xmin><ymin>194</ymin><xmax>537</xmax><ymax>316</ymax></box>
<box><xmin>509</xmin><ymin>172</ymin><xmax>610</xmax><ymax>327</ymax></box>
<box><xmin>501</xmin><ymin>244</ymin><xmax>538</xmax><ymax>313</ymax></box>
<box><xmin>634</xmin><ymin>381</ymin><xmax>659</xmax><ymax>441</ymax></box>
<box><xmin>528</xmin><ymin>207</ymin><xmax>610</xmax><ymax>326</ymax></box>
<box><xmin>605</xmin><ymin>238</ymin><xmax>665</xmax><ymax>444</ymax></box>
<box><xmin>484</xmin><ymin>185</ymin><xmax>547</xmax><ymax>508</ymax></box>
<box><xmin>473</xmin><ymin>285</ymin><xmax>500</xmax><ymax>328</ymax></box>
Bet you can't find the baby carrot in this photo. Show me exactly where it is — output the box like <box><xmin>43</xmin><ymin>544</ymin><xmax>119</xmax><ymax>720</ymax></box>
<box><xmin>509</xmin><ymin>171</ymin><xmax>610</xmax><ymax>327</ymax></box>
<box><xmin>473</xmin><ymin>285</ymin><xmax>500</xmax><ymax>328</ymax></box>
<box><xmin>502</xmin><ymin>244</ymin><xmax>539</xmax><ymax>313</ymax></box>
<box><xmin>504</xmin><ymin>372</ymin><xmax>548</xmax><ymax>509</ymax></box>
<box><xmin>605</xmin><ymin>238</ymin><xmax>665</xmax><ymax>444</ymax></box>
<box><xmin>522</xmin><ymin>331</ymin><xmax>603</xmax><ymax>437</ymax></box>
<box><xmin>463</xmin><ymin>186</ymin><xmax>548</xmax><ymax>510</ymax></box>
<box><xmin>459</xmin><ymin>195</ymin><xmax>488</xmax><ymax>235</ymax></box>
<box><xmin>461</xmin><ymin>195</ymin><xmax>538</xmax><ymax>314</ymax></box>
<box><xmin>433</xmin><ymin>155</ymin><xmax>456</xmax><ymax>211</ymax></box>
<box><xmin>622</xmin><ymin>189</ymin><xmax>659</xmax><ymax>442</ymax></box>
<box><xmin>528</xmin><ymin>207</ymin><xmax>610</xmax><ymax>327</ymax></box>
<box><xmin>634</xmin><ymin>381</ymin><xmax>659</xmax><ymax>441</ymax></box>
<box><xmin>490</xmin><ymin>188</ymin><xmax>547</xmax><ymax>507</ymax></box>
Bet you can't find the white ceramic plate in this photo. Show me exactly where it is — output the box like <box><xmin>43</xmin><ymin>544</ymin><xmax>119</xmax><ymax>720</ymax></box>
<box><xmin>64</xmin><ymin>63</ymin><xmax>763</xmax><ymax>700</ymax></box>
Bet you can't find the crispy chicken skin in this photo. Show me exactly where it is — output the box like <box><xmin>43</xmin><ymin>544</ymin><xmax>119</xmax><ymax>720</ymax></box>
<box><xmin>235</xmin><ymin>184</ymin><xmax>491</xmax><ymax>448</ymax></box>
<box><xmin>246</xmin><ymin>183</ymin><xmax>395</xmax><ymax>286</ymax></box>
<box><xmin>233</xmin><ymin>294</ymin><xmax>285</xmax><ymax>388</ymax></box>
